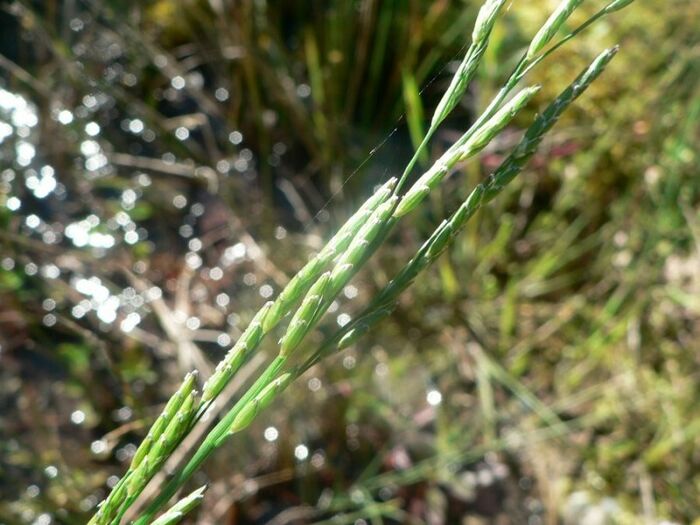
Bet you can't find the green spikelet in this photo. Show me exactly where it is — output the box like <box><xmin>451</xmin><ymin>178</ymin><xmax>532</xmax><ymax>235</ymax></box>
<box><xmin>456</xmin><ymin>86</ymin><xmax>541</xmax><ymax>160</ymax></box>
<box><xmin>94</xmin><ymin>477</ymin><xmax>128</xmax><ymax>525</ymax></box>
<box><xmin>337</xmin><ymin>306</ymin><xmax>396</xmax><ymax>350</ymax></box>
<box><xmin>262</xmin><ymin>177</ymin><xmax>396</xmax><ymax>333</ymax></box>
<box><xmin>201</xmin><ymin>301</ymin><xmax>273</xmax><ymax>404</ymax></box>
<box><xmin>93</xmin><ymin>371</ymin><xmax>198</xmax><ymax>524</ymax></box>
<box><xmin>430</xmin><ymin>0</ymin><xmax>507</xmax><ymax>128</ymax></box>
<box><xmin>328</xmin><ymin>196</ymin><xmax>398</xmax><ymax>293</ymax></box>
<box><xmin>129</xmin><ymin>435</ymin><xmax>153</xmax><ymax>472</ymax></box>
<box><xmin>526</xmin><ymin>0</ymin><xmax>585</xmax><ymax>60</ymax></box>
<box><xmin>229</xmin><ymin>373</ymin><xmax>293</xmax><ymax>434</ymax></box>
<box><xmin>146</xmin><ymin>390</ymin><xmax>197</xmax><ymax>467</ymax></box>
<box><xmin>127</xmin><ymin>459</ymin><xmax>150</xmax><ymax>497</ymax></box>
<box><xmin>279</xmin><ymin>273</ymin><xmax>331</xmax><ymax>357</ymax></box>
<box><xmin>150</xmin><ymin>486</ymin><xmax>207</xmax><ymax>525</ymax></box>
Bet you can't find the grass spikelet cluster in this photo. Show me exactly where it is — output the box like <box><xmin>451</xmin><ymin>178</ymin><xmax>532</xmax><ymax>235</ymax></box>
<box><xmin>394</xmin><ymin>86</ymin><xmax>541</xmax><ymax>218</ymax></box>
<box><xmin>87</xmin><ymin>2</ymin><xmax>637</xmax><ymax>522</ymax></box>
<box><xmin>262</xmin><ymin>177</ymin><xmax>397</xmax><ymax>333</ymax></box>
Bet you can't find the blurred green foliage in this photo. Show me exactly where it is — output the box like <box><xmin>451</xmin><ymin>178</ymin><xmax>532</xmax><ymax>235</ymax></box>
<box><xmin>0</xmin><ymin>1</ymin><xmax>698</xmax><ymax>524</ymax></box>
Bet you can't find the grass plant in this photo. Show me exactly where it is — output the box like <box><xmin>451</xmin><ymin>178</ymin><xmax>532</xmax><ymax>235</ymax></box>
<box><xmin>87</xmin><ymin>1</ymin><xmax>637</xmax><ymax>523</ymax></box>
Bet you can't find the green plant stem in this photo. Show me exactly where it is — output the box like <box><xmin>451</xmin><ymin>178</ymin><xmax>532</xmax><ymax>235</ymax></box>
<box><xmin>395</xmin><ymin>129</ymin><xmax>434</xmax><ymax>195</ymax></box>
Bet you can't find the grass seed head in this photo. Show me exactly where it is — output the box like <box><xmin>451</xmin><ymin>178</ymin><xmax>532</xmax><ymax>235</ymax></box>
<box><xmin>394</xmin><ymin>163</ymin><xmax>449</xmax><ymax>217</ymax></box>
<box><xmin>393</xmin><ymin>182</ymin><xmax>434</xmax><ymax>218</ymax></box>
<box><xmin>97</xmin><ymin>477</ymin><xmax>128</xmax><ymax>524</ymax></box>
<box><xmin>280</xmin><ymin>195</ymin><xmax>398</xmax><ymax>358</ymax></box>
<box><xmin>322</xmin><ymin>177</ymin><xmax>397</xmax><ymax>259</ymax></box>
<box><xmin>132</xmin><ymin>370</ymin><xmax>198</xmax><ymax>469</ymax></box>
<box><xmin>483</xmin><ymin>47</ymin><xmax>618</xmax><ymax>203</ymax></box>
<box><xmin>334</xmin><ymin>196</ymin><xmax>397</xmax><ymax>269</ymax></box>
<box><xmin>263</xmin><ymin>178</ymin><xmax>396</xmax><ymax>334</ymax></box>
<box><xmin>92</xmin><ymin>6</ymin><xmax>632</xmax><ymax>522</ymax></box>
<box><xmin>397</xmin><ymin>86</ymin><xmax>538</xmax><ymax>219</ymax></box>
<box><xmin>129</xmin><ymin>435</ymin><xmax>153</xmax><ymax>472</ymax></box>
<box><xmin>431</xmin><ymin>0</ymin><xmax>506</xmax><ymax>128</ymax></box>
<box><xmin>163</xmin><ymin>371</ymin><xmax>197</xmax><ymax>420</ymax></box>
<box><xmin>450</xmin><ymin>183</ymin><xmax>485</xmax><ymax>229</ymax></box>
<box><xmin>426</xmin><ymin>221</ymin><xmax>455</xmax><ymax>259</ymax></box>
<box><xmin>329</xmin><ymin>196</ymin><xmax>398</xmax><ymax>293</ymax></box>
<box><xmin>147</xmin><ymin>391</ymin><xmax>197</xmax><ymax>467</ymax></box>
<box><xmin>328</xmin><ymin>177</ymin><xmax>397</xmax><ymax>250</ymax></box>
<box><xmin>337</xmin><ymin>305</ymin><xmax>396</xmax><ymax>350</ymax></box>
<box><xmin>127</xmin><ymin>459</ymin><xmax>150</xmax><ymax>497</ymax></box>
<box><xmin>264</xmin><ymin>260</ymin><xmax>323</xmax><ymax>333</ymax></box>
<box><xmin>337</xmin><ymin>179</ymin><xmax>489</xmax><ymax>353</ymax></box>
<box><xmin>201</xmin><ymin>345</ymin><xmax>246</xmax><ymax>404</ymax></box>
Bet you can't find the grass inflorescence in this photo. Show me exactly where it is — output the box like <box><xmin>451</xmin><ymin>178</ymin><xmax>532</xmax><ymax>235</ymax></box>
<box><xmin>87</xmin><ymin>1</ymin><xmax>638</xmax><ymax>523</ymax></box>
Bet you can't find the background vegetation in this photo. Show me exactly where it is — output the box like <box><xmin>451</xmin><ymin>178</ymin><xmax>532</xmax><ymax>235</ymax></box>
<box><xmin>0</xmin><ymin>1</ymin><xmax>698</xmax><ymax>523</ymax></box>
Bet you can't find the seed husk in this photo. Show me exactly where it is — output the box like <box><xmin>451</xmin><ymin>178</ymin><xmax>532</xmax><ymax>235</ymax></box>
<box><xmin>279</xmin><ymin>273</ymin><xmax>331</xmax><ymax>357</ymax></box>
<box><xmin>229</xmin><ymin>373</ymin><xmax>293</xmax><ymax>434</ymax></box>
<box><xmin>201</xmin><ymin>301</ymin><xmax>273</xmax><ymax>404</ymax></box>
<box><xmin>150</xmin><ymin>485</ymin><xmax>207</xmax><ymax>525</ymax></box>
<box><xmin>526</xmin><ymin>0</ymin><xmax>585</xmax><ymax>60</ymax></box>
